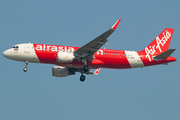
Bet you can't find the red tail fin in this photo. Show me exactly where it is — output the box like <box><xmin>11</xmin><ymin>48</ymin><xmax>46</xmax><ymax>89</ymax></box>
<box><xmin>140</xmin><ymin>28</ymin><xmax>174</xmax><ymax>61</ymax></box>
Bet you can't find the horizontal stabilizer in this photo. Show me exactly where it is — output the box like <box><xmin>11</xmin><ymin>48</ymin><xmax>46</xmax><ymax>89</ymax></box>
<box><xmin>153</xmin><ymin>49</ymin><xmax>176</xmax><ymax>61</ymax></box>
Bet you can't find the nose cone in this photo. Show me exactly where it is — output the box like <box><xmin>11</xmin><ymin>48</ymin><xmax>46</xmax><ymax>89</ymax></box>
<box><xmin>3</xmin><ymin>49</ymin><xmax>13</xmax><ymax>60</ymax></box>
<box><xmin>3</xmin><ymin>50</ymin><xmax>9</xmax><ymax>58</ymax></box>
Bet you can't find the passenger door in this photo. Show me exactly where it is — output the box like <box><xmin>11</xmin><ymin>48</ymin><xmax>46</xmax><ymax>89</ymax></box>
<box><xmin>24</xmin><ymin>43</ymin><xmax>30</xmax><ymax>53</ymax></box>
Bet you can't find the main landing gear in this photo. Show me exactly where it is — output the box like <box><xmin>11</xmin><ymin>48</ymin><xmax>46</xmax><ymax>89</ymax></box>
<box><xmin>79</xmin><ymin>65</ymin><xmax>89</xmax><ymax>82</ymax></box>
<box><xmin>83</xmin><ymin>65</ymin><xmax>89</xmax><ymax>72</ymax></box>
<box><xmin>23</xmin><ymin>61</ymin><xmax>28</xmax><ymax>72</ymax></box>
<box><xmin>79</xmin><ymin>57</ymin><xmax>90</xmax><ymax>82</ymax></box>
<box><xmin>80</xmin><ymin>74</ymin><xmax>86</xmax><ymax>82</ymax></box>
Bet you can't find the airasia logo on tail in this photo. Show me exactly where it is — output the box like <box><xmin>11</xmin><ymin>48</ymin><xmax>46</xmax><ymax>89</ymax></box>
<box><xmin>145</xmin><ymin>30</ymin><xmax>172</xmax><ymax>61</ymax></box>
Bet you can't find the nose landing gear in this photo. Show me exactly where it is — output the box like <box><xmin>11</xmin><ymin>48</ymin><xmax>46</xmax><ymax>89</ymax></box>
<box><xmin>23</xmin><ymin>67</ymin><xmax>27</xmax><ymax>72</ymax></box>
<box><xmin>23</xmin><ymin>61</ymin><xmax>28</xmax><ymax>72</ymax></box>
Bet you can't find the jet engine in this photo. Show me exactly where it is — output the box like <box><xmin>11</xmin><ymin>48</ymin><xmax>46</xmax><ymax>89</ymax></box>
<box><xmin>52</xmin><ymin>66</ymin><xmax>75</xmax><ymax>77</ymax></box>
<box><xmin>57</xmin><ymin>52</ymin><xmax>75</xmax><ymax>63</ymax></box>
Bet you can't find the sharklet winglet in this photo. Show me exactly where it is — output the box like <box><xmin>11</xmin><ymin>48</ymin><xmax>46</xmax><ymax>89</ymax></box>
<box><xmin>111</xmin><ymin>19</ymin><xmax>121</xmax><ymax>30</ymax></box>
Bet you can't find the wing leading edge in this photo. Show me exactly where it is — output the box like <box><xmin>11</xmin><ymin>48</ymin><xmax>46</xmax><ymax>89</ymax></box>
<box><xmin>74</xmin><ymin>19</ymin><xmax>121</xmax><ymax>61</ymax></box>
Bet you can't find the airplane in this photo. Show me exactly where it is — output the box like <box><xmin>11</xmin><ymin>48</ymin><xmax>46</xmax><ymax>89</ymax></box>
<box><xmin>3</xmin><ymin>19</ymin><xmax>176</xmax><ymax>82</ymax></box>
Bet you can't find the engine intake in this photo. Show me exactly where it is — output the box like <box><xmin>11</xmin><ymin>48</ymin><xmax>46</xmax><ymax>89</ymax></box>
<box><xmin>57</xmin><ymin>52</ymin><xmax>75</xmax><ymax>63</ymax></box>
<box><xmin>52</xmin><ymin>66</ymin><xmax>75</xmax><ymax>77</ymax></box>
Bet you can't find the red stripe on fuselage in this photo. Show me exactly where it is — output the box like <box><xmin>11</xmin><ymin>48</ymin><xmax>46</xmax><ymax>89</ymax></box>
<box><xmin>94</xmin><ymin>49</ymin><xmax>131</xmax><ymax>69</ymax></box>
<box><xmin>33</xmin><ymin>44</ymin><xmax>131</xmax><ymax>69</ymax></box>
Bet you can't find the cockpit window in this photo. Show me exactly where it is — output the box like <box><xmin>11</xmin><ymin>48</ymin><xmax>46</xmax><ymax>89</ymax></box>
<box><xmin>12</xmin><ymin>46</ymin><xmax>19</xmax><ymax>48</ymax></box>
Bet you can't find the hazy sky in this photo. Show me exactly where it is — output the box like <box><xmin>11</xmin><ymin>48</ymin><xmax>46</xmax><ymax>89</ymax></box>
<box><xmin>0</xmin><ymin>0</ymin><xmax>180</xmax><ymax>120</ymax></box>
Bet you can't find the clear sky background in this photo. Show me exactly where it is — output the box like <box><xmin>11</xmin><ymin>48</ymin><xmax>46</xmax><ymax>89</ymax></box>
<box><xmin>0</xmin><ymin>0</ymin><xmax>180</xmax><ymax>120</ymax></box>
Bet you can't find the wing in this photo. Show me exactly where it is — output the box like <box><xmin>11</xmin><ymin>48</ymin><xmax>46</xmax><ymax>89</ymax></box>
<box><xmin>74</xmin><ymin>19</ymin><xmax>121</xmax><ymax>62</ymax></box>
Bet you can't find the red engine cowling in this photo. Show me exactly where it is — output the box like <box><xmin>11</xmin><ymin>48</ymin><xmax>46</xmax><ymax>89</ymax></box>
<box><xmin>57</xmin><ymin>52</ymin><xmax>75</xmax><ymax>63</ymax></box>
<box><xmin>52</xmin><ymin>66</ymin><xmax>75</xmax><ymax>77</ymax></box>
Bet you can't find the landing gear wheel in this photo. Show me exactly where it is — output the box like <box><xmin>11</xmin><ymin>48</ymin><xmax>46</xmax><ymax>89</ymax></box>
<box><xmin>23</xmin><ymin>67</ymin><xmax>27</xmax><ymax>72</ymax></box>
<box><xmin>83</xmin><ymin>65</ymin><xmax>89</xmax><ymax>72</ymax></box>
<box><xmin>80</xmin><ymin>75</ymin><xmax>86</xmax><ymax>82</ymax></box>
<box><xmin>23</xmin><ymin>61</ymin><xmax>28</xmax><ymax>72</ymax></box>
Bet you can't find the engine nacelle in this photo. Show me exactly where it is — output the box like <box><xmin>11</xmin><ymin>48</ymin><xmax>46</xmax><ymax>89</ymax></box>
<box><xmin>57</xmin><ymin>52</ymin><xmax>75</xmax><ymax>63</ymax></box>
<box><xmin>52</xmin><ymin>66</ymin><xmax>75</xmax><ymax>77</ymax></box>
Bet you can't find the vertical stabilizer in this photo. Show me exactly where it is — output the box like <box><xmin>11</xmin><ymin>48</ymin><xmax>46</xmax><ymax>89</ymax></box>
<box><xmin>140</xmin><ymin>28</ymin><xmax>174</xmax><ymax>61</ymax></box>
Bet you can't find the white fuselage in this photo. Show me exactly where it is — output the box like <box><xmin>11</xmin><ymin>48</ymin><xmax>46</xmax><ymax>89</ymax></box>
<box><xmin>3</xmin><ymin>43</ymin><xmax>40</xmax><ymax>63</ymax></box>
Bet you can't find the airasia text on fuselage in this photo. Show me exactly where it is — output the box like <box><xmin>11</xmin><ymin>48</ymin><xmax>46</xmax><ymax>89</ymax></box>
<box><xmin>34</xmin><ymin>44</ymin><xmax>75</xmax><ymax>52</ymax></box>
<box><xmin>34</xmin><ymin>44</ymin><xmax>104</xmax><ymax>55</ymax></box>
